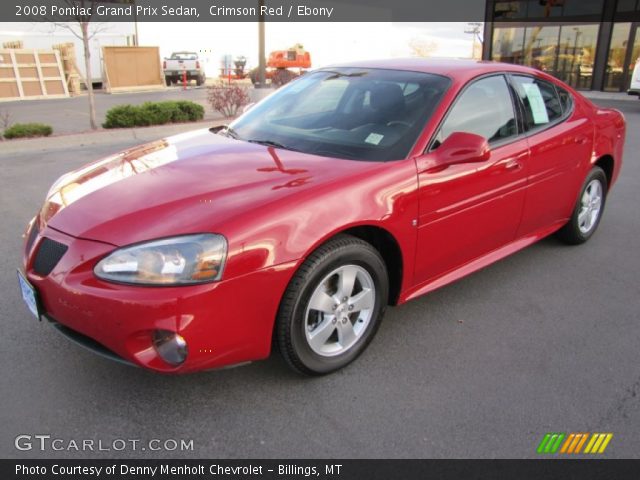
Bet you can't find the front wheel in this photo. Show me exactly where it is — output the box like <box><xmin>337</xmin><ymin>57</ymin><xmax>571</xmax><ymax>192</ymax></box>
<box><xmin>276</xmin><ymin>235</ymin><xmax>388</xmax><ymax>375</ymax></box>
<box><xmin>556</xmin><ymin>166</ymin><xmax>607</xmax><ymax>244</ymax></box>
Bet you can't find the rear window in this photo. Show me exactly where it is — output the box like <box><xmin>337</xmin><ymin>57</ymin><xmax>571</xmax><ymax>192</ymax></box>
<box><xmin>512</xmin><ymin>76</ymin><xmax>565</xmax><ymax>130</ymax></box>
<box><xmin>556</xmin><ymin>86</ymin><xmax>573</xmax><ymax>115</ymax></box>
<box><xmin>171</xmin><ymin>53</ymin><xmax>197</xmax><ymax>60</ymax></box>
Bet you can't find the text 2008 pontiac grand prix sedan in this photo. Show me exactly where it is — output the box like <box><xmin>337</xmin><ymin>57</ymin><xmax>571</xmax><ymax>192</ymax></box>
<box><xmin>18</xmin><ymin>59</ymin><xmax>625</xmax><ymax>375</ymax></box>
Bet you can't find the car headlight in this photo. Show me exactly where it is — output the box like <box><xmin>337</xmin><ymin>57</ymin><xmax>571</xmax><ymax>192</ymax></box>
<box><xmin>94</xmin><ymin>234</ymin><xmax>227</xmax><ymax>285</ymax></box>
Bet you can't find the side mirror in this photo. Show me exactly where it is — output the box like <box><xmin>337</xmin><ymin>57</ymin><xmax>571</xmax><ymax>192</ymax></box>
<box><xmin>434</xmin><ymin>132</ymin><xmax>490</xmax><ymax>167</ymax></box>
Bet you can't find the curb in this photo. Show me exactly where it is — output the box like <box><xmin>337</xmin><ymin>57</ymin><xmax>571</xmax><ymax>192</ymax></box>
<box><xmin>582</xmin><ymin>91</ymin><xmax>638</xmax><ymax>102</ymax></box>
<box><xmin>0</xmin><ymin>120</ymin><xmax>226</xmax><ymax>155</ymax></box>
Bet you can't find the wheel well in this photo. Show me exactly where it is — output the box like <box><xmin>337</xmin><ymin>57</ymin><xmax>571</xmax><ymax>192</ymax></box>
<box><xmin>341</xmin><ymin>226</ymin><xmax>403</xmax><ymax>305</ymax></box>
<box><xmin>595</xmin><ymin>155</ymin><xmax>614</xmax><ymax>190</ymax></box>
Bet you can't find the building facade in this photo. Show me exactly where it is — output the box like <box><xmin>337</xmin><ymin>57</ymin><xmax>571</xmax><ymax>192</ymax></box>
<box><xmin>482</xmin><ymin>0</ymin><xmax>640</xmax><ymax>91</ymax></box>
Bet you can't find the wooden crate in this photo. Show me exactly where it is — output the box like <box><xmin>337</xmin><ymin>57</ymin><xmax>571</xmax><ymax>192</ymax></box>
<box><xmin>52</xmin><ymin>42</ymin><xmax>81</xmax><ymax>95</ymax></box>
<box><xmin>0</xmin><ymin>49</ymin><xmax>69</xmax><ymax>101</ymax></box>
<box><xmin>102</xmin><ymin>46</ymin><xmax>165</xmax><ymax>93</ymax></box>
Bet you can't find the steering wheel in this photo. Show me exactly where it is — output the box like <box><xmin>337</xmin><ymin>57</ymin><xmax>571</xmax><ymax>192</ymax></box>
<box><xmin>386</xmin><ymin>120</ymin><xmax>411</xmax><ymax>128</ymax></box>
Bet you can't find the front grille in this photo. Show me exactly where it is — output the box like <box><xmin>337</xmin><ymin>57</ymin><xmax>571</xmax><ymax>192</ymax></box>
<box><xmin>33</xmin><ymin>238</ymin><xmax>68</xmax><ymax>276</ymax></box>
<box><xmin>25</xmin><ymin>222</ymin><xmax>39</xmax><ymax>254</ymax></box>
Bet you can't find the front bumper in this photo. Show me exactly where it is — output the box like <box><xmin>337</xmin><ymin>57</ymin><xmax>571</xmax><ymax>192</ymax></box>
<box><xmin>22</xmin><ymin>225</ymin><xmax>294</xmax><ymax>373</ymax></box>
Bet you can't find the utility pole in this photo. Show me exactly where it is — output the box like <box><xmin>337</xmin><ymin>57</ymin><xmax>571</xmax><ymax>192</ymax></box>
<box><xmin>258</xmin><ymin>0</ymin><xmax>266</xmax><ymax>88</ymax></box>
<box><xmin>465</xmin><ymin>22</ymin><xmax>483</xmax><ymax>59</ymax></box>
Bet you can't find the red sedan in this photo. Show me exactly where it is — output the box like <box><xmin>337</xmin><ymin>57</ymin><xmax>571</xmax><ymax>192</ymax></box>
<box><xmin>18</xmin><ymin>59</ymin><xmax>625</xmax><ymax>375</ymax></box>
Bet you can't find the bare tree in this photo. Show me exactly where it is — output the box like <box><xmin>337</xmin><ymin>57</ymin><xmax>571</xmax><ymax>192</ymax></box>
<box><xmin>409</xmin><ymin>37</ymin><xmax>438</xmax><ymax>58</ymax></box>
<box><xmin>49</xmin><ymin>0</ymin><xmax>111</xmax><ymax>130</ymax></box>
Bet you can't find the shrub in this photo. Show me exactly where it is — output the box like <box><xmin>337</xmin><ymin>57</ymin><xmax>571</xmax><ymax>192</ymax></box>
<box><xmin>207</xmin><ymin>83</ymin><xmax>250</xmax><ymax>118</ymax></box>
<box><xmin>103</xmin><ymin>101</ymin><xmax>205</xmax><ymax>128</ymax></box>
<box><xmin>3</xmin><ymin>123</ymin><xmax>52</xmax><ymax>139</ymax></box>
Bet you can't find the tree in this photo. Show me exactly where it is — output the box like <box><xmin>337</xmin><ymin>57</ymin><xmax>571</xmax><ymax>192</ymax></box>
<box><xmin>409</xmin><ymin>37</ymin><xmax>438</xmax><ymax>58</ymax></box>
<box><xmin>49</xmin><ymin>1</ymin><xmax>128</xmax><ymax>130</ymax></box>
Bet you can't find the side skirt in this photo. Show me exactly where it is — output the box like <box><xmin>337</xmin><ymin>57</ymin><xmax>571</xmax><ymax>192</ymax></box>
<box><xmin>399</xmin><ymin>219</ymin><xmax>567</xmax><ymax>304</ymax></box>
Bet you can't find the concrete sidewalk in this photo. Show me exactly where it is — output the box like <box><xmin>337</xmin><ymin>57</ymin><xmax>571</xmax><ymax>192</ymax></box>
<box><xmin>0</xmin><ymin>120</ymin><xmax>224</xmax><ymax>155</ymax></box>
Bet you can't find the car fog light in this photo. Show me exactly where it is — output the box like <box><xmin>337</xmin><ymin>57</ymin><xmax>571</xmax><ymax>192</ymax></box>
<box><xmin>152</xmin><ymin>330</ymin><xmax>188</xmax><ymax>366</ymax></box>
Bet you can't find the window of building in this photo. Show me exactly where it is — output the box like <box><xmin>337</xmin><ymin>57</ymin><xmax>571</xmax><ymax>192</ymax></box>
<box><xmin>490</xmin><ymin>24</ymin><xmax>599</xmax><ymax>90</ymax></box>
<box><xmin>523</xmin><ymin>26</ymin><xmax>561</xmax><ymax>73</ymax></box>
<box><xmin>626</xmin><ymin>30</ymin><xmax>640</xmax><ymax>89</ymax></box>
<box><xmin>562</xmin><ymin>0</ymin><xmax>605</xmax><ymax>16</ymax></box>
<box><xmin>493</xmin><ymin>0</ymin><xmax>605</xmax><ymax>19</ymax></box>
<box><xmin>616</xmin><ymin>0</ymin><xmax>639</xmax><ymax>12</ymax></box>
<box><xmin>604</xmin><ymin>23</ymin><xmax>632</xmax><ymax>91</ymax></box>
<box><xmin>493</xmin><ymin>1</ymin><xmax>528</xmax><ymax>20</ymax></box>
<box><xmin>527</xmin><ymin>0</ymin><xmax>563</xmax><ymax>18</ymax></box>
<box><xmin>555</xmin><ymin>24</ymin><xmax>599</xmax><ymax>89</ymax></box>
<box><xmin>433</xmin><ymin>75</ymin><xmax>517</xmax><ymax>147</ymax></box>
<box><xmin>492</xmin><ymin>27</ymin><xmax>526</xmax><ymax>64</ymax></box>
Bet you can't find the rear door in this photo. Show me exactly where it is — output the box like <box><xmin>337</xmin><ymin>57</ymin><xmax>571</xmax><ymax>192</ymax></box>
<box><xmin>509</xmin><ymin>75</ymin><xmax>593</xmax><ymax>237</ymax></box>
<box><xmin>413</xmin><ymin>74</ymin><xmax>529</xmax><ymax>285</ymax></box>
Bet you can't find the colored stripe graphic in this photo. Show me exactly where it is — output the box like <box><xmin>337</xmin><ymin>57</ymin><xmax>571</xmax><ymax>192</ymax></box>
<box><xmin>536</xmin><ymin>433</ymin><xmax>565</xmax><ymax>454</ymax></box>
<box><xmin>537</xmin><ymin>434</ymin><xmax>552</xmax><ymax>454</ymax></box>
<box><xmin>574</xmin><ymin>433</ymin><xmax>589</xmax><ymax>453</ymax></box>
<box><xmin>584</xmin><ymin>433</ymin><xmax>613</xmax><ymax>454</ymax></box>
<box><xmin>539</xmin><ymin>433</ymin><xmax>613</xmax><ymax>454</ymax></box>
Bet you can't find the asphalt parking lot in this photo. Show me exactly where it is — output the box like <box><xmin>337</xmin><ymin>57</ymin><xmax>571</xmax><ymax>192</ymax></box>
<box><xmin>1</xmin><ymin>98</ymin><xmax>639</xmax><ymax>459</ymax></box>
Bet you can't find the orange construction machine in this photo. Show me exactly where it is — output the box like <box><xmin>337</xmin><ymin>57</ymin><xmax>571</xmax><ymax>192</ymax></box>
<box><xmin>252</xmin><ymin>44</ymin><xmax>312</xmax><ymax>86</ymax></box>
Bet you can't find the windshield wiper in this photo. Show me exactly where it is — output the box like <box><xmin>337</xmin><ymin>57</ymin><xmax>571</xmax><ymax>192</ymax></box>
<box><xmin>247</xmin><ymin>139</ymin><xmax>298</xmax><ymax>151</ymax></box>
<box><xmin>323</xmin><ymin>71</ymin><xmax>368</xmax><ymax>80</ymax></box>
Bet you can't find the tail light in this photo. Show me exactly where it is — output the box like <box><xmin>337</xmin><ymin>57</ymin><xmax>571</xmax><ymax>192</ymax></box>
<box><xmin>196</xmin><ymin>60</ymin><xmax>201</xmax><ymax>69</ymax></box>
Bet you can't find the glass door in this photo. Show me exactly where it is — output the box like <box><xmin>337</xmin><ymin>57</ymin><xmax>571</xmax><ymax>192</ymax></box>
<box><xmin>605</xmin><ymin>22</ymin><xmax>640</xmax><ymax>92</ymax></box>
<box><xmin>625</xmin><ymin>24</ymin><xmax>640</xmax><ymax>90</ymax></box>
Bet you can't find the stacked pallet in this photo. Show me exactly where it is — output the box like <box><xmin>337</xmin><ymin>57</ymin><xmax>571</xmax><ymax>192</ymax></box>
<box><xmin>2</xmin><ymin>41</ymin><xmax>23</xmax><ymax>49</ymax></box>
<box><xmin>53</xmin><ymin>42</ymin><xmax>81</xmax><ymax>95</ymax></box>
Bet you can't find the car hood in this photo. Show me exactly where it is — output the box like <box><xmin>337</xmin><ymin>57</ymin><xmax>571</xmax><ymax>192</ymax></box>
<box><xmin>41</xmin><ymin>128</ymin><xmax>372</xmax><ymax>246</ymax></box>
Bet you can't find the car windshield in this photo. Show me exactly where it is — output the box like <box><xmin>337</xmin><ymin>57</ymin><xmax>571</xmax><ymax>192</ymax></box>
<box><xmin>228</xmin><ymin>68</ymin><xmax>451</xmax><ymax>161</ymax></box>
<box><xmin>171</xmin><ymin>53</ymin><xmax>197</xmax><ymax>60</ymax></box>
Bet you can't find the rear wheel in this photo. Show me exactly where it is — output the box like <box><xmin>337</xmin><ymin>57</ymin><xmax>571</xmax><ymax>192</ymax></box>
<box><xmin>556</xmin><ymin>166</ymin><xmax>607</xmax><ymax>244</ymax></box>
<box><xmin>276</xmin><ymin>235</ymin><xmax>388</xmax><ymax>375</ymax></box>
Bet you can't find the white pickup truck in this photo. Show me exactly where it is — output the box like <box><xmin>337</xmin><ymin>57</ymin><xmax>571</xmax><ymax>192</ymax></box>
<box><xmin>629</xmin><ymin>58</ymin><xmax>640</xmax><ymax>99</ymax></box>
<box><xmin>163</xmin><ymin>52</ymin><xmax>206</xmax><ymax>86</ymax></box>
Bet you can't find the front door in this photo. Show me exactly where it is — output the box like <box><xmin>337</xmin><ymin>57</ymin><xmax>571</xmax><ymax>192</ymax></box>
<box><xmin>413</xmin><ymin>74</ymin><xmax>529</xmax><ymax>286</ymax></box>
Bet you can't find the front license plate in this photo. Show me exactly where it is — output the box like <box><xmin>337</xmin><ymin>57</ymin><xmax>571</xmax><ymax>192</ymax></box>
<box><xmin>17</xmin><ymin>270</ymin><xmax>40</xmax><ymax>320</ymax></box>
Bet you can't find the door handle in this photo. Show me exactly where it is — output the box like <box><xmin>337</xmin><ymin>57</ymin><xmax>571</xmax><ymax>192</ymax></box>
<box><xmin>504</xmin><ymin>159</ymin><xmax>523</xmax><ymax>171</ymax></box>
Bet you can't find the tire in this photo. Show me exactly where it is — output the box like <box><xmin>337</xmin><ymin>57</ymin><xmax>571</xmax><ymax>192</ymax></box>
<box><xmin>165</xmin><ymin>77</ymin><xmax>172</xmax><ymax>87</ymax></box>
<box><xmin>556</xmin><ymin>166</ymin><xmax>607</xmax><ymax>245</ymax></box>
<box><xmin>276</xmin><ymin>234</ymin><xmax>388</xmax><ymax>375</ymax></box>
<box><xmin>196</xmin><ymin>76</ymin><xmax>204</xmax><ymax>86</ymax></box>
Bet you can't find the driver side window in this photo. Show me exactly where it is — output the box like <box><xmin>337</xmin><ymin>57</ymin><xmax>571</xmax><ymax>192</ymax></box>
<box><xmin>433</xmin><ymin>75</ymin><xmax>517</xmax><ymax>149</ymax></box>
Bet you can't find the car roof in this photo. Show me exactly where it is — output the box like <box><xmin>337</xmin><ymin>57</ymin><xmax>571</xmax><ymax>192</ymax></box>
<box><xmin>322</xmin><ymin>58</ymin><xmax>541</xmax><ymax>81</ymax></box>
